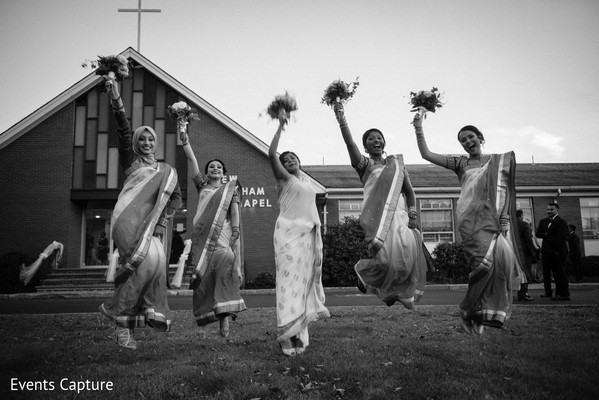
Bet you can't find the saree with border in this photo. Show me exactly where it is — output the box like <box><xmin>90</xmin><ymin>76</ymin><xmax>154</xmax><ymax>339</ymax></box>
<box><xmin>448</xmin><ymin>152</ymin><xmax>524</xmax><ymax>327</ymax></box>
<box><xmin>99</xmin><ymin>161</ymin><xmax>178</xmax><ymax>330</ymax></box>
<box><xmin>191</xmin><ymin>177</ymin><xmax>247</xmax><ymax>326</ymax></box>
<box><xmin>354</xmin><ymin>155</ymin><xmax>427</xmax><ymax>309</ymax></box>
<box><xmin>275</xmin><ymin>173</ymin><xmax>330</xmax><ymax>353</ymax></box>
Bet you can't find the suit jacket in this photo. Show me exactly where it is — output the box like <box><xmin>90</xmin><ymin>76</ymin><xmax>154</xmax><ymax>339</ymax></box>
<box><xmin>536</xmin><ymin>215</ymin><xmax>569</xmax><ymax>257</ymax></box>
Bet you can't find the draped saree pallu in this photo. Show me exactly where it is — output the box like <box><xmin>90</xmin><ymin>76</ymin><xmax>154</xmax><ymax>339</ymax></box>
<box><xmin>191</xmin><ymin>179</ymin><xmax>247</xmax><ymax>326</ymax></box>
<box><xmin>275</xmin><ymin>174</ymin><xmax>329</xmax><ymax>355</ymax></box>
<box><xmin>454</xmin><ymin>152</ymin><xmax>524</xmax><ymax>327</ymax></box>
<box><xmin>99</xmin><ymin>162</ymin><xmax>178</xmax><ymax>331</ymax></box>
<box><xmin>355</xmin><ymin>154</ymin><xmax>427</xmax><ymax>309</ymax></box>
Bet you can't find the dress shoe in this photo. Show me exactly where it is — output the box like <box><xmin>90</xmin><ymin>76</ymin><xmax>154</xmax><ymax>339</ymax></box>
<box><xmin>518</xmin><ymin>295</ymin><xmax>534</xmax><ymax>302</ymax></box>
<box><xmin>551</xmin><ymin>296</ymin><xmax>571</xmax><ymax>301</ymax></box>
<box><xmin>540</xmin><ymin>293</ymin><xmax>552</xmax><ymax>298</ymax></box>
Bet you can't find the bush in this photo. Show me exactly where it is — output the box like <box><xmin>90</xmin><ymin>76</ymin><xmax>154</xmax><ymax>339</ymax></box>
<box><xmin>322</xmin><ymin>217</ymin><xmax>369</xmax><ymax>287</ymax></box>
<box><xmin>430</xmin><ymin>242</ymin><xmax>469</xmax><ymax>283</ymax></box>
<box><xmin>247</xmin><ymin>271</ymin><xmax>276</xmax><ymax>289</ymax></box>
<box><xmin>581</xmin><ymin>256</ymin><xmax>599</xmax><ymax>278</ymax></box>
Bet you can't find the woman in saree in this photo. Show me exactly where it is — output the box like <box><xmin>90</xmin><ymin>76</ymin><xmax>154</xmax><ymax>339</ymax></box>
<box><xmin>180</xmin><ymin>121</ymin><xmax>246</xmax><ymax>339</ymax></box>
<box><xmin>269</xmin><ymin>114</ymin><xmax>330</xmax><ymax>356</ymax></box>
<box><xmin>412</xmin><ymin>112</ymin><xmax>524</xmax><ymax>334</ymax></box>
<box><xmin>99</xmin><ymin>75</ymin><xmax>181</xmax><ymax>350</ymax></box>
<box><xmin>332</xmin><ymin>103</ymin><xmax>428</xmax><ymax>309</ymax></box>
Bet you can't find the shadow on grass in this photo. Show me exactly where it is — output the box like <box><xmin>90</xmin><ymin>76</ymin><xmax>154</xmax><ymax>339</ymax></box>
<box><xmin>1</xmin><ymin>306</ymin><xmax>599</xmax><ymax>399</ymax></box>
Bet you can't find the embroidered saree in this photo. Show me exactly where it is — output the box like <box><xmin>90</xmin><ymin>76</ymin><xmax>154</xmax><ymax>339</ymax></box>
<box><xmin>275</xmin><ymin>173</ymin><xmax>329</xmax><ymax>354</ymax></box>
<box><xmin>191</xmin><ymin>176</ymin><xmax>247</xmax><ymax>326</ymax></box>
<box><xmin>447</xmin><ymin>152</ymin><xmax>523</xmax><ymax>327</ymax></box>
<box><xmin>100</xmin><ymin>111</ymin><xmax>180</xmax><ymax>331</ymax></box>
<box><xmin>354</xmin><ymin>155</ymin><xmax>427</xmax><ymax>309</ymax></box>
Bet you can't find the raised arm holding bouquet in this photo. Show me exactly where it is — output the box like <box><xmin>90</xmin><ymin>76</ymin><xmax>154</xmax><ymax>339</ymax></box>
<box><xmin>412</xmin><ymin>108</ymin><xmax>525</xmax><ymax>335</ymax></box>
<box><xmin>98</xmin><ymin>73</ymin><xmax>182</xmax><ymax>351</ymax></box>
<box><xmin>263</xmin><ymin>92</ymin><xmax>298</xmax><ymax>125</ymax></box>
<box><xmin>174</xmin><ymin>103</ymin><xmax>246</xmax><ymax>340</ymax></box>
<box><xmin>326</xmin><ymin>79</ymin><xmax>428</xmax><ymax>311</ymax></box>
<box><xmin>82</xmin><ymin>55</ymin><xmax>129</xmax><ymax>90</ymax></box>
<box><xmin>409</xmin><ymin>87</ymin><xmax>443</xmax><ymax>121</ymax></box>
<box><xmin>168</xmin><ymin>101</ymin><xmax>199</xmax><ymax>144</ymax></box>
<box><xmin>321</xmin><ymin>78</ymin><xmax>359</xmax><ymax>107</ymax></box>
<box><xmin>266</xmin><ymin>94</ymin><xmax>329</xmax><ymax>357</ymax></box>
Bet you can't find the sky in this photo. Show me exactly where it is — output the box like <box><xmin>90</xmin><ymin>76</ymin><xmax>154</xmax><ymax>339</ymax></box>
<box><xmin>1</xmin><ymin>0</ymin><xmax>598</xmax><ymax>166</ymax></box>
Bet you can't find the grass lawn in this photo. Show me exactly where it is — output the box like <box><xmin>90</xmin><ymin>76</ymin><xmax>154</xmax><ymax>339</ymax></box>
<box><xmin>1</xmin><ymin>305</ymin><xmax>598</xmax><ymax>399</ymax></box>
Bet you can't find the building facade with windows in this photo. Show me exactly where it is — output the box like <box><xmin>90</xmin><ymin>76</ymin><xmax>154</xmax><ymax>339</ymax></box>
<box><xmin>303</xmin><ymin>163</ymin><xmax>599</xmax><ymax>257</ymax></box>
<box><xmin>1</xmin><ymin>49</ymin><xmax>598</xmax><ymax>286</ymax></box>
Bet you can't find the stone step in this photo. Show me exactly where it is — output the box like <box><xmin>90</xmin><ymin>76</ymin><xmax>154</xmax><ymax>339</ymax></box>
<box><xmin>45</xmin><ymin>272</ymin><xmax>107</xmax><ymax>279</ymax></box>
<box><xmin>35</xmin><ymin>265</ymin><xmax>193</xmax><ymax>292</ymax></box>
<box><xmin>36</xmin><ymin>284</ymin><xmax>115</xmax><ymax>293</ymax></box>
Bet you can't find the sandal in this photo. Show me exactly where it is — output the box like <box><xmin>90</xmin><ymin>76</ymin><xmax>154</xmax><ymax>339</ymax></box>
<box><xmin>459</xmin><ymin>318</ymin><xmax>473</xmax><ymax>335</ymax></box>
<box><xmin>115</xmin><ymin>325</ymin><xmax>137</xmax><ymax>350</ymax></box>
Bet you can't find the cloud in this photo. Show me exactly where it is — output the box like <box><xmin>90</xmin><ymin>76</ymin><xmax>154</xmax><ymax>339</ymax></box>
<box><xmin>486</xmin><ymin>126</ymin><xmax>566</xmax><ymax>163</ymax></box>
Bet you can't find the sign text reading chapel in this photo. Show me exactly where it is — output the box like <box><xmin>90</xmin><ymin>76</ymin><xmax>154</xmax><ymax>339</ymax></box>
<box><xmin>227</xmin><ymin>175</ymin><xmax>272</xmax><ymax>208</ymax></box>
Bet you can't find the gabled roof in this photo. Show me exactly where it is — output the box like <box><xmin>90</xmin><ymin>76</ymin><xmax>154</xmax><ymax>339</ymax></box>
<box><xmin>0</xmin><ymin>47</ymin><xmax>326</xmax><ymax>193</ymax></box>
<box><xmin>303</xmin><ymin>162</ymin><xmax>599</xmax><ymax>191</ymax></box>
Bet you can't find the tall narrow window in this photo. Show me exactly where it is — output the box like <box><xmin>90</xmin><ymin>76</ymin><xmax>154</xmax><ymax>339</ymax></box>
<box><xmin>420</xmin><ymin>198</ymin><xmax>454</xmax><ymax>242</ymax></box>
<box><xmin>580</xmin><ymin>197</ymin><xmax>599</xmax><ymax>256</ymax></box>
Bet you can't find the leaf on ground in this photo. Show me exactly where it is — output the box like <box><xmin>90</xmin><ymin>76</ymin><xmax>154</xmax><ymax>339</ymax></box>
<box><xmin>300</xmin><ymin>382</ymin><xmax>319</xmax><ymax>391</ymax></box>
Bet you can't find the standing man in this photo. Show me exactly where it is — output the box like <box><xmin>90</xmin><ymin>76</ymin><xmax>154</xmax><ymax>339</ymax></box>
<box><xmin>516</xmin><ymin>210</ymin><xmax>535</xmax><ymax>301</ymax></box>
<box><xmin>536</xmin><ymin>202</ymin><xmax>570</xmax><ymax>300</ymax></box>
<box><xmin>568</xmin><ymin>225</ymin><xmax>583</xmax><ymax>283</ymax></box>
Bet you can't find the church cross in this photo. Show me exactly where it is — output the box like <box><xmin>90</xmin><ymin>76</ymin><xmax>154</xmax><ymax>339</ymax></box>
<box><xmin>118</xmin><ymin>0</ymin><xmax>162</xmax><ymax>52</ymax></box>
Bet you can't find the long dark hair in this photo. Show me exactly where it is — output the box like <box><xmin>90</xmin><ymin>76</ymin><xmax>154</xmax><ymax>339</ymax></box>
<box><xmin>457</xmin><ymin>125</ymin><xmax>485</xmax><ymax>144</ymax></box>
<box><xmin>362</xmin><ymin>128</ymin><xmax>386</xmax><ymax>150</ymax></box>
<box><xmin>204</xmin><ymin>159</ymin><xmax>227</xmax><ymax>175</ymax></box>
<box><xmin>279</xmin><ymin>151</ymin><xmax>301</xmax><ymax>167</ymax></box>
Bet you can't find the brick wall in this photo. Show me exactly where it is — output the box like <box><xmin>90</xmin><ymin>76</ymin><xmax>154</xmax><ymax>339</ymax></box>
<box><xmin>0</xmin><ymin>105</ymin><xmax>83</xmax><ymax>267</ymax></box>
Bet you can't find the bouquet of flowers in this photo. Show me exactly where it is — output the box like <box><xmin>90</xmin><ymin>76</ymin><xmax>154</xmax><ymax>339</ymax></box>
<box><xmin>82</xmin><ymin>55</ymin><xmax>130</xmax><ymax>82</ymax></box>
<box><xmin>321</xmin><ymin>77</ymin><xmax>359</xmax><ymax>107</ymax></box>
<box><xmin>409</xmin><ymin>87</ymin><xmax>443</xmax><ymax>118</ymax></box>
<box><xmin>263</xmin><ymin>92</ymin><xmax>298</xmax><ymax>124</ymax></box>
<box><xmin>167</xmin><ymin>101</ymin><xmax>199</xmax><ymax>134</ymax></box>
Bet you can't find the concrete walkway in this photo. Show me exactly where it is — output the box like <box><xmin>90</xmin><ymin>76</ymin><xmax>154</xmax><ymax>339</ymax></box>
<box><xmin>1</xmin><ymin>282</ymin><xmax>596</xmax><ymax>300</ymax></box>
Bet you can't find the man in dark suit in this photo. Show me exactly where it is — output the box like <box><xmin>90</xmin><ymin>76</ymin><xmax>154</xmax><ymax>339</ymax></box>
<box><xmin>536</xmin><ymin>202</ymin><xmax>570</xmax><ymax>300</ymax></box>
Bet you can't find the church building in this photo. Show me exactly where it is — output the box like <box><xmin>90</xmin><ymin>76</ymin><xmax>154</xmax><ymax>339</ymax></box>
<box><xmin>1</xmin><ymin>48</ymin><xmax>598</xmax><ymax>287</ymax></box>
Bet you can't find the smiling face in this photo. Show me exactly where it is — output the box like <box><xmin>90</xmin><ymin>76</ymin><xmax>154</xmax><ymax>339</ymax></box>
<box><xmin>458</xmin><ymin>130</ymin><xmax>482</xmax><ymax>158</ymax></box>
<box><xmin>364</xmin><ymin>131</ymin><xmax>385</xmax><ymax>156</ymax></box>
<box><xmin>547</xmin><ymin>204</ymin><xmax>559</xmax><ymax>217</ymax></box>
<box><xmin>281</xmin><ymin>152</ymin><xmax>300</xmax><ymax>174</ymax></box>
<box><xmin>206</xmin><ymin>160</ymin><xmax>224</xmax><ymax>179</ymax></box>
<box><xmin>136</xmin><ymin>130</ymin><xmax>156</xmax><ymax>156</ymax></box>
